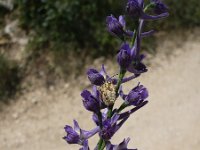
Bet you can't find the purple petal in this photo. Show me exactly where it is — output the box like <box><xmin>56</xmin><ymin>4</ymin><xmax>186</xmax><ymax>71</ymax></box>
<box><xmin>73</xmin><ymin>120</ymin><xmax>80</xmax><ymax>133</ymax></box>
<box><xmin>122</xmin><ymin>74</ymin><xmax>140</xmax><ymax>83</ymax></box>
<box><xmin>79</xmin><ymin>140</ymin><xmax>89</xmax><ymax>150</ymax></box>
<box><xmin>87</xmin><ymin>68</ymin><xmax>105</xmax><ymax>86</ymax></box>
<box><xmin>63</xmin><ymin>124</ymin><xmax>80</xmax><ymax>144</ymax></box>
<box><xmin>100</xmin><ymin>64</ymin><xmax>109</xmax><ymax>79</ymax></box>
<box><xmin>119</xmin><ymin>15</ymin><xmax>126</xmax><ymax>27</ymax></box>
<box><xmin>137</xmin><ymin>0</ymin><xmax>144</xmax><ymax>7</ymax></box>
<box><xmin>125</xmin><ymin>30</ymin><xmax>134</xmax><ymax>37</ymax></box>
<box><xmin>141</xmin><ymin>30</ymin><xmax>155</xmax><ymax>38</ymax></box>
<box><xmin>111</xmin><ymin>113</ymin><xmax>120</xmax><ymax>125</ymax></box>
<box><xmin>82</xmin><ymin>126</ymin><xmax>100</xmax><ymax>139</ymax></box>
<box><xmin>119</xmin><ymin>101</ymin><xmax>148</xmax><ymax>120</ymax></box>
<box><xmin>119</xmin><ymin>86</ymin><xmax>127</xmax><ymax>100</ymax></box>
<box><xmin>141</xmin><ymin>12</ymin><xmax>169</xmax><ymax>20</ymax></box>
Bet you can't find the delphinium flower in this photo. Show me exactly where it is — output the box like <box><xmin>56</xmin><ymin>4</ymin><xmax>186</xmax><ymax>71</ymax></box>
<box><xmin>63</xmin><ymin>0</ymin><xmax>169</xmax><ymax>149</ymax></box>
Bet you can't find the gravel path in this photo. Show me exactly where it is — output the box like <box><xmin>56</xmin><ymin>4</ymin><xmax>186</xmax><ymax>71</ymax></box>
<box><xmin>0</xmin><ymin>31</ymin><xmax>200</xmax><ymax>150</ymax></box>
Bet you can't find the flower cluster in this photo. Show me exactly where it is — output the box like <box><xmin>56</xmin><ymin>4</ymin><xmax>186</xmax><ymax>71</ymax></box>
<box><xmin>63</xmin><ymin>0</ymin><xmax>169</xmax><ymax>149</ymax></box>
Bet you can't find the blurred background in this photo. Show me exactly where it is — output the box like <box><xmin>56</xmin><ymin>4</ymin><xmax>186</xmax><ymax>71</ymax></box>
<box><xmin>0</xmin><ymin>0</ymin><xmax>200</xmax><ymax>150</ymax></box>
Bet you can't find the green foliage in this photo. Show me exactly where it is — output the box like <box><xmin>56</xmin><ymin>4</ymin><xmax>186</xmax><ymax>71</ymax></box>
<box><xmin>0</xmin><ymin>55</ymin><xmax>21</xmax><ymax>100</ymax></box>
<box><xmin>0</xmin><ymin>4</ymin><xmax>10</xmax><ymax>28</ymax></box>
<box><xmin>146</xmin><ymin>0</ymin><xmax>200</xmax><ymax>30</ymax></box>
<box><xmin>16</xmin><ymin>0</ymin><xmax>200</xmax><ymax>57</ymax></box>
<box><xmin>16</xmin><ymin>0</ymin><xmax>124</xmax><ymax>56</ymax></box>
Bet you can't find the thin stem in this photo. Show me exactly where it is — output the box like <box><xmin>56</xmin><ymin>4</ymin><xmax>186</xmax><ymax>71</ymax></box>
<box><xmin>117</xmin><ymin>102</ymin><xmax>128</xmax><ymax>113</ymax></box>
<box><xmin>115</xmin><ymin>68</ymin><xmax>126</xmax><ymax>95</ymax></box>
<box><xmin>100</xmin><ymin>140</ymin><xmax>106</xmax><ymax>150</ymax></box>
<box><xmin>97</xmin><ymin>111</ymin><xmax>104</xmax><ymax>150</ymax></box>
<box><xmin>107</xmin><ymin>105</ymin><xmax>113</xmax><ymax>118</ymax></box>
<box><xmin>97</xmin><ymin>138</ymin><xmax>103</xmax><ymax>150</ymax></box>
<box><xmin>97</xmin><ymin>111</ymin><xmax>103</xmax><ymax>129</ymax></box>
<box><xmin>131</xmin><ymin>24</ymin><xmax>138</xmax><ymax>47</ymax></box>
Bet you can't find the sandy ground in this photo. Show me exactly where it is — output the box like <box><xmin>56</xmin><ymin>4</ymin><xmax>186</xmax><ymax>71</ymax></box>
<box><xmin>0</xmin><ymin>30</ymin><xmax>200</xmax><ymax>150</ymax></box>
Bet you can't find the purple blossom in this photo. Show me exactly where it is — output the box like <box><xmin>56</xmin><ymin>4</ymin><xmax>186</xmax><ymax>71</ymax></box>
<box><xmin>100</xmin><ymin>114</ymin><xmax>128</xmax><ymax>140</ymax></box>
<box><xmin>106</xmin><ymin>138</ymin><xmax>137</xmax><ymax>150</ymax></box>
<box><xmin>120</xmin><ymin>84</ymin><xmax>148</xmax><ymax>106</ymax></box>
<box><xmin>126</xmin><ymin>0</ymin><xmax>143</xmax><ymax>18</ymax></box>
<box><xmin>81</xmin><ymin>90</ymin><xmax>100</xmax><ymax>113</ymax></box>
<box><xmin>117</xmin><ymin>43</ymin><xmax>132</xmax><ymax>69</ymax></box>
<box><xmin>106</xmin><ymin>15</ymin><xmax>133</xmax><ymax>40</ymax></box>
<box><xmin>87</xmin><ymin>69</ymin><xmax>105</xmax><ymax>86</ymax></box>
<box><xmin>126</xmin><ymin>0</ymin><xmax>169</xmax><ymax>20</ymax></box>
<box><xmin>151</xmin><ymin>0</ymin><xmax>169</xmax><ymax>15</ymax></box>
<box><xmin>63</xmin><ymin>120</ymin><xmax>100</xmax><ymax>145</ymax></box>
<box><xmin>87</xmin><ymin>65</ymin><xmax>139</xmax><ymax>86</ymax></box>
<box><xmin>127</xmin><ymin>54</ymin><xmax>148</xmax><ymax>74</ymax></box>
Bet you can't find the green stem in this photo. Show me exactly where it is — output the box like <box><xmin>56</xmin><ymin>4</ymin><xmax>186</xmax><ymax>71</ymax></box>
<box><xmin>100</xmin><ymin>140</ymin><xmax>106</xmax><ymax>150</ymax></box>
<box><xmin>97</xmin><ymin>111</ymin><xmax>103</xmax><ymax>129</ymax></box>
<box><xmin>131</xmin><ymin>26</ymin><xmax>138</xmax><ymax>47</ymax></box>
<box><xmin>117</xmin><ymin>102</ymin><xmax>128</xmax><ymax>113</ymax></box>
<box><xmin>144</xmin><ymin>3</ymin><xmax>155</xmax><ymax>12</ymax></box>
<box><xmin>98</xmin><ymin>138</ymin><xmax>103</xmax><ymax>150</ymax></box>
<box><xmin>107</xmin><ymin>105</ymin><xmax>113</xmax><ymax>118</ymax></box>
<box><xmin>115</xmin><ymin>68</ymin><xmax>126</xmax><ymax>95</ymax></box>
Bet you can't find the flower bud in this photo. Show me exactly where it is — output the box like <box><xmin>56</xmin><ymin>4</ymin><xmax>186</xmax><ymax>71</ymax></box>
<box><xmin>151</xmin><ymin>0</ymin><xmax>168</xmax><ymax>15</ymax></box>
<box><xmin>63</xmin><ymin>125</ymin><xmax>80</xmax><ymax>144</ymax></box>
<box><xmin>126</xmin><ymin>84</ymin><xmax>148</xmax><ymax>106</ymax></box>
<box><xmin>117</xmin><ymin>43</ymin><xmax>132</xmax><ymax>69</ymax></box>
<box><xmin>87</xmin><ymin>69</ymin><xmax>105</xmax><ymax>86</ymax></box>
<box><xmin>106</xmin><ymin>15</ymin><xmax>125</xmax><ymax>39</ymax></box>
<box><xmin>81</xmin><ymin>90</ymin><xmax>100</xmax><ymax>113</ymax></box>
<box><xmin>126</xmin><ymin>0</ymin><xmax>142</xmax><ymax>18</ymax></box>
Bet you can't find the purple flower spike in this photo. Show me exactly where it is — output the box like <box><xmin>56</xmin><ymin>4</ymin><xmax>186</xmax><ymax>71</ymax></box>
<box><xmin>126</xmin><ymin>0</ymin><xmax>143</xmax><ymax>18</ymax></box>
<box><xmin>87</xmin><ymin>69</ymin><xmax>105</xmax><ymax>86</ymax></box>
<box><xmin>151</xmin><ymin>0</ymin><xmax>169</xmax><ymax>15</ymax></box>
<box><xmin>81</xmin><ymin>90</ymin><xmax>100</xmax><ymax>113</ymax></box>
<box><xmin>117</xmin><ymin>43</ymin><xmax>132</xmax><ymax>69</ymax></box>
<box><xmin>106</xmin><ymin>138</ymin><xmax>137</xmax><ymax>150</ymax></box>
<box><xmin>120</xmin><ymin>84</ymin><xmax>148</xmax><ymax>106</ymax></box>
